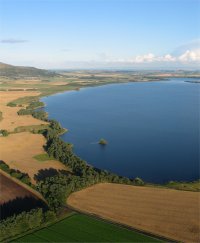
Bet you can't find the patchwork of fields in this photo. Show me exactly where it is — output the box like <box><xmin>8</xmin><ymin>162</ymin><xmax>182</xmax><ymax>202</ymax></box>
<box><xmin>0</xmin><ymin>91</ymin><xmax>47</xmax><ymax>132</ymax></box>
<box><xmin>68</xmin><ymin>183</ymin><xmax>200</xmax><ymax>243</ymax></box>
<box><xmin>15</xmin><ymin>214</ymin><xmax>162</xmax><ymax>242</ymax></box>
<box><xmin>1</xmin><ymin>72</ymin><xmax>199</xmax><ymax>242</ymax></box>
<box><xmin>0</xmin><ymin>132</ymin><xmax>67</xmax><ymax>182</ymax></box>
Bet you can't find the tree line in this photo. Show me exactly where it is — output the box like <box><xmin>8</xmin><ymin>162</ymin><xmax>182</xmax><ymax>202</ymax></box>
<box><xmin>0</xmin><ymin>208</ymin><xmax>56</xmax><ymax>241</ymax></box>
<box><xmin>37</xmin><ymin>126</ymin><xmax>144</xmax><ymax>212</ymax></box>
<box><xmin>0</xmin><ymin>99</ymin><xmax>144</xmax><ymax>241</ymax></box>
<box><xmin>0</xmin><ymin>160</ymin><xmax>31</xmax><ymax>186</ymax></box>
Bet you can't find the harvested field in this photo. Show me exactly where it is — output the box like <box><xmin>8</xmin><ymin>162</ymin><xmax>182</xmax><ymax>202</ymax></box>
<box><xmin>0</xmin><ymin>91</ymin><xmax>48</xmax><ymax>131</ymax></box>
<box><xmin>68</xmin><ymin>183</ymin><xmax>200</xmax><ymax>243</ymax></box>
<box><xmin>0</xmin><ymin>172</ymin><xmax>34</xmax><ymax>205</ymax></box>
<box><xmin>0</xmin><ymin>172</ymin><xmax>46</xmax><ymax>220</ymax></box>
<box><xmin>0</xmin><ymin>132</ymin><xmax>67</xmax><ymax>182</ymax></box>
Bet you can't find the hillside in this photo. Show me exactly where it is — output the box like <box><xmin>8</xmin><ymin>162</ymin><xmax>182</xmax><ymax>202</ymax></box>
<box><xmin>0</xmin><ymin>62</ymin><xmax>57</xmax><ymax>78</ymax></box>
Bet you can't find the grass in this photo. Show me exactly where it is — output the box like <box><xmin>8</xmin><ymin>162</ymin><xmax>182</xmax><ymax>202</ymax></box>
<box><xmin>146</xmin><ymin>179</ymin><xmax>200</xmax><ymax>192</ymax></box>
<box><xmin>33</xmin><ymin>153</ymin><xmax>55</xmax><ymax>161</ymax></box>
<box><xmin>165</xmin><ymin>180</ymin><xmax>200</xmax><ymax>192</ymax></box>
<box><xmin>0</xmin><ymin>111</ymin><xmax>3</xmax><ymax>121</ymax></box>
<box><xmin>13</xmin><ymin>124</ymin><xmax>49</xmax><ymax>133</ymax></box>
<box><xmin>15</xmin><ymin>213</ymin><xmax>162</xmax><ymax>242</ymax></box>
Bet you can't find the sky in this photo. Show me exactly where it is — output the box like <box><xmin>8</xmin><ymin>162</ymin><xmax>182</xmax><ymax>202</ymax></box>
<box><xmin>0</xmin><ymin>0</ymin><xmax>199</xmax><ymax>69</ymax></box>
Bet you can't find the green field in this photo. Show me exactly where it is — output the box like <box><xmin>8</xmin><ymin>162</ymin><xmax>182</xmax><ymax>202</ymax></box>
<box><xmin>33</xmin><ymin>153</ymin><xmax>55</xmax><ymax>161</ymax></box>
<box><xmin>15</xmin><ymin>214</ymin><xmax>162</xmax><ymax>242</ymax></box>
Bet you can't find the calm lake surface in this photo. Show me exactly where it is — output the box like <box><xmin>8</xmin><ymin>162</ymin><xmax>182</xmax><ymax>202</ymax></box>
<box><xmin>42</xmin><ymin>78</ymin><xmax>199</xmax><ymax>183</ymax></box>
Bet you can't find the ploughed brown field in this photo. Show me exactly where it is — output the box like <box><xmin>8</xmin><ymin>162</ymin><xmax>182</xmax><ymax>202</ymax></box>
<box><xmin>0</xmin><ymin>132</ymin><xmax>67</xmax><ymax>182</ymax></box>
<box><xmin>0</xmin><ymin>172</ymin><xmax>35</xmax><ymax>204</ymax></box>
<box><xmin>68</xmin><ymin>183</ymin><xmax>200</xmax><ymax>243</ymax></box>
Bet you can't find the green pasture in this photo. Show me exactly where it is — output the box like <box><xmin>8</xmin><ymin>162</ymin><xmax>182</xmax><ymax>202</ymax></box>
<box><xmin>15</xmin><ymin>213</ymin><xmax>162</xmax><ymax>242</ymax></box>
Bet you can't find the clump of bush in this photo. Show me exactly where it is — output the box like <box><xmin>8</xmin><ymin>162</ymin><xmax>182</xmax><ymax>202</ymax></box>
<box><xmin>99</xmin><ymin>138</ymin><xmax>108</xmax><ymax>145</ymax></box>
<box><xmin>7</xmin><ymin>102</ymin><xmax>17</xmax><ymax>107</ymax></box>
<box><xmin>0</xmin><ymin>160</ymin><xmax>31</xmax><ymax>186</ymax></box>
<box><xmin>0</xmin><ymin>208</ymin><xmax>57</xmax><ymax>241</ymax></box>
<box><xmin>27</xmin><ymin>101</ymin><xmax>45</xmax><ymax>109</ymax></box>
<box><xmin>0</xmin><ymin>111</ymin><xmax>3</xmax><ymax>121</ymax></box>
<box><xmin>17</xmin><ymin>109</ymin><xmax>32</xmax><ymax>115</ymax></box>
<box><xmin>0</xmin><ymin>129</ymin><xmax>9</xmax><ymax>137</ymax></box>
<box><xmin>17</xmin><ymin>108</ymin><xmax>48</xmax><ymax>121</ymax></box>
<box><xmin>133</xmin><ymin>177</ymin><xmax>145</xmax><ymax>186</ymax></box>
<box><xmin>32</xmin><ymin>110</ymin><xmax>48</xmax><ymax>121</ymax></box>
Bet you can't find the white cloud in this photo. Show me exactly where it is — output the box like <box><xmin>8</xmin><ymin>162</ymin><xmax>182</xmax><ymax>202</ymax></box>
<box><xmin>0</xmin><ymin>38</ymin><xmax>28</xmax><ymax>44</ymax></box>
<box><xmin>160</xmin><ymin>54</ymin><xmax>176</xmax><ymax>62</ymax></box>
<box><xmin>178</xmin><ymin>49</ymin><xmax>200</xmax><ymax>62</ymax></box>
<box><xmin>102</xmin><ymin>49</ymin><xmax>200</xmax><ymax>65</ymax></box>
<box><xmin>133</xmin><ymin>53</ymin><xmax>155</xmax><ymax>63</ymax></box>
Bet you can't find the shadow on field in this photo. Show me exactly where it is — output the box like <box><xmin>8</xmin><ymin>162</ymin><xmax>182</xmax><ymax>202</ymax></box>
<box><xmin>34</xmin><ymin>168</ymin><xmax>60</xmax><ymax>182</ymax></box>
<box><xmin>34</xmin><ymin>168</ymin><xmax>72</xmax><ymax>182</ymax></box>
<box><xmin>0</xmin><ymin>196</ymin><xmax>47</xmax><ymax>220</ymax></box>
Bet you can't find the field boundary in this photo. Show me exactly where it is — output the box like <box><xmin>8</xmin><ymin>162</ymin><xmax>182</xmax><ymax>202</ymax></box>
<box><xmin>3</xmin><ymin>211</ymin><xmax>76</xmax><ymax>242</ymax></box>
<box><xmin>0</xmin><ymin>169</ymin><xmax>46</xmax><ymax>203</ymax></box>
<box><xmin>65</xmin><ymin>204</ymin><xmax>178</xmax><ymax>243</ymax></box>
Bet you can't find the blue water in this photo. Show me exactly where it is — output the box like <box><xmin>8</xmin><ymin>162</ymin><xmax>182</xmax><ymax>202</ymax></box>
<box><xmin>42</xmin><ymin>78</ymin><xmax>199</xmax><ymax>183</ymax></box>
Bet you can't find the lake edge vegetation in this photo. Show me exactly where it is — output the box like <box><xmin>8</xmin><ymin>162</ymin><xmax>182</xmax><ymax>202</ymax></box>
<box><xmin>0</xmin><ymin>99</ymin><xmax>143</xmax><ymax>241</ymax></box>
<box><xmin>1</xmin><ymin>89</ymin><xmax>199</xmax><ymax>242</ymax></box>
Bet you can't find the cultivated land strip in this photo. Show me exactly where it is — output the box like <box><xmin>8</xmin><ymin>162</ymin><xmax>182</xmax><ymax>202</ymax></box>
<box><xmin>0</xmin><ymin>172</ymin><xmax>35</xmax><ymax>205</ymax></box>
<box><xmin>0</xmin><ymin>132</ymin><xmax>67</xmax><ymax>182</ymax></box>
<box><xmin>16</xmin><ymin>213</ymin><xmax>162</xmax><ymax>242</ymax></box>
<box><xmin>0</xmin><ymin>169</ymin><xmax>45</xmax><ymax>203</ymax></box>
<box><xmin>68</xmin><ymin>183</ymin><xmax>200</xmax><ymax>243</ymax></box>
<box><xmin>0</xmin><ymin>72</ymin><xmax>200</xmax><ymax>242</ymax></box>
<box><xmin>0</xmin><ymin>91</ymin><xmax>48</xmax><ymax>132</ymax></box>
<box><xmin>0</xmin><ymin>91</ymin><xmax>68</xmax><ymax>182</ymax></box>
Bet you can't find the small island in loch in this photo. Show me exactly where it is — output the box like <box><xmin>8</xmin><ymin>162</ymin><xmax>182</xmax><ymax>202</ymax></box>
<box><xmin>0</xmin><ymin>0</ymin><xmax>200</xmax><ymax>242</ymax></box>
<box><xmin>99</xmin><ymin>138</ymin><xmax>108</xmax><ymax>145</ymax></box>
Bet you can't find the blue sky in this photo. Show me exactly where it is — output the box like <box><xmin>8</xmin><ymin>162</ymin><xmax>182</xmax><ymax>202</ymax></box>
<box><xmin>0</xmin><ymin>0</ymin><xmax>199</xmax><ymax>69</ymax></box>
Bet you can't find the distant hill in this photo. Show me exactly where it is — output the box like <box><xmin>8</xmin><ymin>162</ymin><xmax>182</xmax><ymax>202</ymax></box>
<box><xmin>0</xmin><ymin>62</ymin><xmax>58</xmax><ymax>78</ymax></box>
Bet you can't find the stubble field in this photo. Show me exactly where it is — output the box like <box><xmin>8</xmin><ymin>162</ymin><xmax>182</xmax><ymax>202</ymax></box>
<box><xmin>68</xmin><ymin>183</ymin><xmax>200</xmax><ymax>243</ymax></box>
<box><xmin>0</xmin><ymin>91</ymin><xmax>48</xmax><ymax>132</ymax></box>
<box><xmin>0</xmin><ymin>132</ymin><xmax>67</xmax><ymax>182</ymax></box>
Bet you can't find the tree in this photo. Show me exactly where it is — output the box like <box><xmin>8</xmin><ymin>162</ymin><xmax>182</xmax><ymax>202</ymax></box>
<box><xmin>99</xmin><ymin>138</ymin><xmax>108</xmax><ymax>145</ymax></box>
<box><xmin>0</xmin><ymin>129</ymin><xmax>9</xmax><ymax>136</ymax></box>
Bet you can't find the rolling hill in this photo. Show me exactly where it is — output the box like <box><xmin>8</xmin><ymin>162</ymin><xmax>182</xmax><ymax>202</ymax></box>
<box><xmin>0</xmin><ymin>62</ymin><xmax>58</xmax><ymax>78</ymax></box>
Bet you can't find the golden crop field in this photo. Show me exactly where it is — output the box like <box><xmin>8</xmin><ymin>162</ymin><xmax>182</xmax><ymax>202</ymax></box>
<box><xmin>68</xmin><ymin>183</ymin><xmax>200</xmax><ymax>243</ymax></box>
<box><xmin>0</xmin><ymin>91</ymin><xmax>48</xmax><ymax>132</ymax></box>
<box><xmin>0</xmin><ymin>132</ymin><xmax>67</xmax><ymax>182</ymax></box>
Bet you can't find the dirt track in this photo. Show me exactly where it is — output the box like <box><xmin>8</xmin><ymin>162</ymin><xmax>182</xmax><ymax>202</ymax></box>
<box><xmin>68</xmin><ymin>183</ymin><xmax>200</xmax><ymax>243</ymax></box>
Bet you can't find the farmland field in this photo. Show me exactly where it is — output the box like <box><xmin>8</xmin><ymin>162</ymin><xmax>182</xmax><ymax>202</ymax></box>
<box><xmin>68</xmin><ymin>183</ymin><xmax>200</xmax><ymax>243</ymax></box>
<box><xmin>0</xmin><ymin>172</ymin><xmax>34</xmax><ymax>205</ymax></box>
<box><xmin>0</xmin><ymin>132</ymin><xmax>67</xmax><ymax>182</ymax></box>
<box><xmin>0</xmin><ymin>172</ymin><xmax>46</xmax><ymax>220</ymax></box>
<box><xmin>15</xmin><ymin>213</ymin><xmax>162</xmax><ymax>242</ymax></box>
<box><xmin>0</xmin><ymin>91</ymin><xmax>47</xmax><ymax>132</ymax></box>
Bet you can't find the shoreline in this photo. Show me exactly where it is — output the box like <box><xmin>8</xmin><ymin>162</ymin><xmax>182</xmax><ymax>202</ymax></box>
<box><xmin>37</xmin><ymin>80</ymin><xmax>199</xmax><ymax>188</ymax></box>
